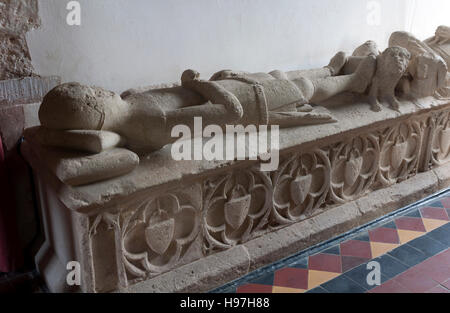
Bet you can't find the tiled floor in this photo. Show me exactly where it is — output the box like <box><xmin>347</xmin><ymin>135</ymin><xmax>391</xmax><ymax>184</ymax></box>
<box><xmin>213</xmin><ymin>191</ymin><xmax>450</xmax><ymax>293</ymax></box>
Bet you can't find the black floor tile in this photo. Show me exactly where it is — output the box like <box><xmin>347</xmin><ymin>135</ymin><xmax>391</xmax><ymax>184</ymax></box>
<box><xmin>322</xmin><ymin>245</ymin><xmax>340</xmax><ymax>256</ymax></box>
<box><xmin>320</xmin><ymin>275</ymin><xmax>367</xmax><ymax>293</ymax></box>
<box><xmin>305</xmin><ymin>286</ymin><xmax>329</xmax><ymax>293</ymax></box>
<box><xmin>372</xmin><ymin>254</ymin><xmax>409</xmax><ymax>280</ymax></box>
<box><xmin>403</xmin><ymin>209</ymin><xmax>422</xmax><ymax>218</ymax></box>
<box><xmin>429</xmin><ymin>200</ymin><xmax>444</xmax><ymax>208</ymax></box>
<box><xmin>216</xmin><ymin>287</ymin><xmax>236</xmax><ymax>293</ymax></box>
<box><xmin>407</xmin><ymin>234</ymin><xmax>448</xmax><ymax>258</ymax></box>
<box><xmin>352</xmin><ymin>232</ymin><xmax>370</xmax><ymax>242</ymax></box>
<box><xmin>290</xmin><ymin>257</ymin><xmax>308</xmax><ymax>269</ymax></box>
<box><xmin>382</xmin><ymin>221</ymin><xmax>397</xmax><ymax>229</ymax></box>
<box><xmin>427</xmin><ymin>225</ymin><xmax>450</xmax><ymax>246</ymax></box>
<box><xmin>343</xmin><ymin>263</ymin><xmax>389</xmax><ymax>290</ymax></box>
<box><xmin>250</xmin><ymin>272</ymin><xmax>274</xmax><ymax>286</ymax></box>
<box><xmin>388</xmin><ymin>245</ymin><xmax>429</xmax><ymax>267</ymax></box>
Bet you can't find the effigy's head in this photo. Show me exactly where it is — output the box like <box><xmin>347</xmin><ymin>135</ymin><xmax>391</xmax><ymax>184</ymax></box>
<box><xmin>379</xmin><ymin>46</ymin><xmax>411</xmax><ymax>75</ymax></box>
<box><xmin>39</xmin><ymin>82</ymin><xmax>119</xmax><ymax>130</ymax></box>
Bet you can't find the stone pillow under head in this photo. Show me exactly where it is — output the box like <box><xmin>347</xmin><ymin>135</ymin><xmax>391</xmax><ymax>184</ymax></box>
<box><xmin>23</xmin><ymin>127</ymin><xmax>138</xmax><ymax>186</ymax></box>
<box><xmin>31</xmin><ymin>127</ymin><xmax>126</xmax><ymax>154</ymax></box>
<box><xmin>49</xmin><ymin>147</ymin><xmax>140</xmax><ymax>186</ymax></box>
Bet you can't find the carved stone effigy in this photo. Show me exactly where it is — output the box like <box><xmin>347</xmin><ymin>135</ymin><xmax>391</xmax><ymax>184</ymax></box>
<box><xmin>21</xmin><ymin>27</ymin><xmax>450</xmax><ymax>293</ymax></box>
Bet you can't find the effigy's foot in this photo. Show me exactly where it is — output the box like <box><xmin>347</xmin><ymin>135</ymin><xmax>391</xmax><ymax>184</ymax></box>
<box><xmin>325</xmin><ymin>51</ymin><xmax>348</xmax><ymax>76</ymax></box>
<box><xmin>352</xmin><ymin>40</ymin><xmax>380</xmax><ymax>57</ymax></box>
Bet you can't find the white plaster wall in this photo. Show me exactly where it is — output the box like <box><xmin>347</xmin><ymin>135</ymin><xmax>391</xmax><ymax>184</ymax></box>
<box><xmin>408</xmin><ymin>0</ymin><xmax>450</xmax><ymax>40</ymax></box>
<box><xmin>27</xmin><ymin>0</ymin><xmax>449</xmax><ymax>93</ymax></box>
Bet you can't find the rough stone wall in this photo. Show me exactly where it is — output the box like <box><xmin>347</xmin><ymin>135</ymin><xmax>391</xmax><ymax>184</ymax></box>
<box><xmin>0</xmin><ymin>0</ymin><xmax>40</xmax><ymax>80</ymax></box>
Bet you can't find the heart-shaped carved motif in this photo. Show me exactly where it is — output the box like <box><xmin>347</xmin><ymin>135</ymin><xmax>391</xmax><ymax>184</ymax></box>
<box><xmin>145</xmin><ymin>218</ymin><xmax>175</xmax><ymax>255</ymax></box>
<box><xmin>290</xmin><ymin>174</ymin><xmax>312</xmax><ymax>205</ymax></box>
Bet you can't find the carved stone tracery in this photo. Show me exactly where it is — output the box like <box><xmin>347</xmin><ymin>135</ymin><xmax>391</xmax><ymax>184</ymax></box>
<box><xmin>431</xmin><ymin>110</ymin><xmax>450</xmax><ymax>166</ymax></box>
<box><xmin>202</xmin><ymin>168</ymin><xmax>272</xmax><ymax>254</ymax></box>
<box><xmin>272</xmin><ymin>150</ymin><xmax>331</xmax><ymax>225</ymax></box>
<box><xmin>90</xmin><ymin>185</ymin><xmax>202</xmax><ymax>285</ymax></box>
<box><xmin>378</xmin><ymin>119</ymin><xmax>423</xmax><ymax>185</ymax></box>
<box><xmin>329</xmin><ymin>135</ymin><xmax>380</xmax><ymax>203</ymax></box>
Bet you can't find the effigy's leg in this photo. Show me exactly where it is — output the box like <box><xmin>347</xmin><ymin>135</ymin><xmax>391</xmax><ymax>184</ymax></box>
<box><xmin>283</xmin><ymin>51</ymin><xmax>348</xmax><ymax>81</ymax></box>
<box><xmin>343</xmin><ymin>41</ymin><xmax>380</xmax><ymax>74</ymax></box>
<box><xmin>302</xmin><ymin>55</ymin><xmax>377</xmax><ymax>104</ymax></box>
<box><xmin>342</xmin><ymin>56</ymin><xmax>365</xmax><ymax>75</ymax></box>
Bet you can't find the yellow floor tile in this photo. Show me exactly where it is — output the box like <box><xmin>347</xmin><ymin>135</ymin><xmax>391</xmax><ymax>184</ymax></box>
<box><xmin>422</xmin><ymin>218</ymin><xmax>448</xmax><ymax>232</ymax></box>
<box><xmin>397</xmin><ymin>229</ymin><xmax>425</xmax><ymax>244</ymax></box>
<box><xmin>370</xmin><ymin>242</ymin><xmax>399</xmax><ymax>258</ymax></box>
<box><xmin>272</xmin><ymin>286</ymin><xmax>306</xmax><ymax>293</ymax></box>
<box><xmin>307</xmin><ymin>270</ymin><xmax>340</xmax><ymax>289</ymax></box>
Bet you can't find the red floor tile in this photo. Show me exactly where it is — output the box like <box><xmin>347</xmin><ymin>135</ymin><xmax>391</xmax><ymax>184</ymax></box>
<box><xmin>427</xmin><ymin>286</ymin><xmax>450</xmax><ymax>293</ymax></box>
<box><xmin>413</xmin><ymin>259</ymin><xmax>450</xmax><ymax>284</ymax></box>
<box><xmin>369</xmin><ymin>279</ymin><xmax>410</xmax><ymax>293</ymax></box>
<box><xmin>420</xmin><ymin>207</ymin><xmax>449</xmax><ymax>221</ymax></box>
<box><xmin>340</xmin><ymin>240</ymin><xmax>372</xmax><ymax>259</ymax></box>
<box><xmin>273</xmin><ymin>268</ymin><xmax>308</xmax><ymax>290</ymax></box>
<box><xmin>433</xmin><ymin>248</ymin><xmax>450</xmax><ymax>265</ymax></box>
<box><xmin>341</xmin><ymin>256</ymin><xmax>369</xmax><ymax>273</ymax></box>
<box><xmin>393</xmin><ymin>267</ymin><xmax>440</xmax><ymax>293</ymax></box>
<box><xmin>394</xmin><ymin>217</ymin><xmax>426</xmax><ymax>232</ymax></box>
<box><xmin>368</xmin><ymin>227</ymin><xmax>400</xmax><ymax>244</ymax></box>
<box><xmin>308</xmin><ymin>253</ymin><xmax>342</xmax><ymax>273</ymax></box>
<box><xmin>236</xmin><ymin>284</ymin><xmax>273</xmax><ymax>293</ymax></box>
